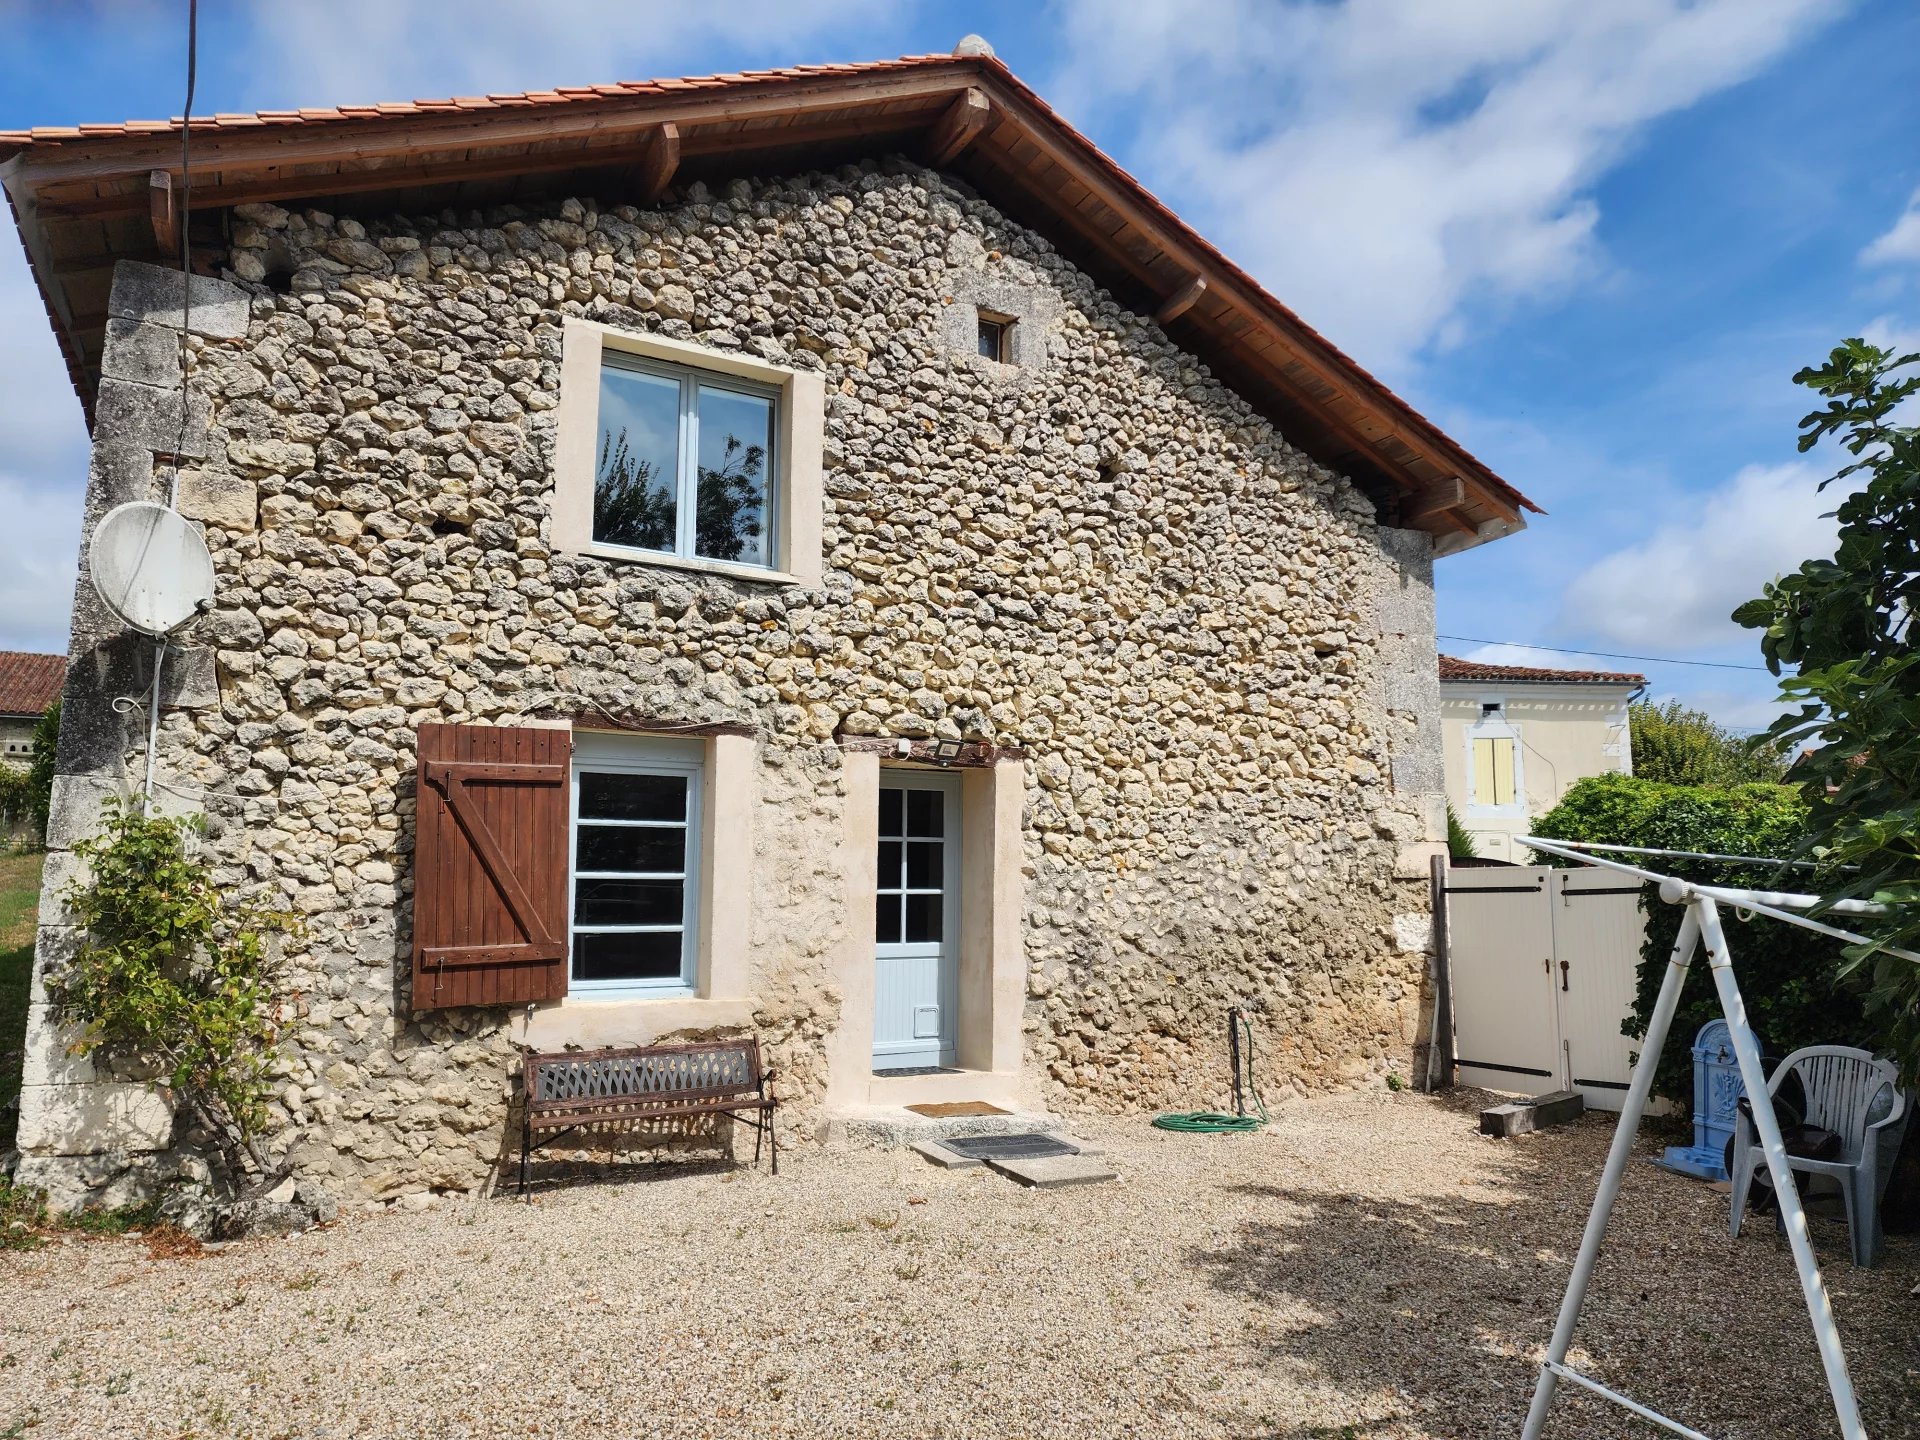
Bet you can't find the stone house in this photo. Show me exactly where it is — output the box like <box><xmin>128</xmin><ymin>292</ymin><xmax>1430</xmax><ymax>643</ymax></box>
<box><xmin>0</xmin><ymin>651</ymin><xmax>63</xmax><ymax>767</ymax></box>
<box><xmin>1439</xmin><ymin>656</ymin><xmax>1643</xmax><ymax>863</ymax></box>
<box><xmin>0</xmin><ymin>651</ymin><xmax>62</xmax><ymax>840</ymax></box>
<box><xmin>1</xmin><ymin>46</ymin><xmax>1535</xmax><ymax>1208</ymax></box>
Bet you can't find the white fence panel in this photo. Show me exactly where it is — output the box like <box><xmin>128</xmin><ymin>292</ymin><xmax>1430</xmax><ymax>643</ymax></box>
<box><xmin>1550</xmin><ymin>868</ymin><xmax>1647</xmax><ymax>1111</ymax></box>
<box><xmin>1444</xmin><ymin>864</ymin><xmax>1649</xmax><ymax>1111</ymax></box>
<box><xmin>1445</xmin><ymin>869</ymin><xmax>1562</xmax><ymax>1095</ymax></box>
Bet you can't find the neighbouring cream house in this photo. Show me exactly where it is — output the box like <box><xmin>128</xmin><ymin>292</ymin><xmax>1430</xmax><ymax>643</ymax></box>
<box><xmin>0</xmin><ymin>652</ymin><xmax>63</xmax><ymax>767</ymax></box>
<box><xmin>1439</xmin><ymin>655</ymin><xmax>1643</xmax><ymax>862</ymax></box>
<box><xmin>3</xmin><ymin>43</ymin><xmax>1537</xmax><ymax>1209</ymax></box>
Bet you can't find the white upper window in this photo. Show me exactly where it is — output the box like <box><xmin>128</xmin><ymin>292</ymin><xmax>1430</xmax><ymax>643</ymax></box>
<box><xmin>594</xmin><ymin>356</ymin><xmax>779</xmax><ymax>570</ymax></box>
<box><xmin>554</xmin><ymin>319</ymin><xmax>826</xmax><ymax>586</ymax></box>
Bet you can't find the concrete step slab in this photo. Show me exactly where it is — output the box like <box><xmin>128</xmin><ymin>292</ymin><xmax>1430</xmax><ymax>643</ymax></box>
<box><xmin>986</xmin><ymin>1153</ymin><xmax>1119</xmax><ymax>1188</ymax></box>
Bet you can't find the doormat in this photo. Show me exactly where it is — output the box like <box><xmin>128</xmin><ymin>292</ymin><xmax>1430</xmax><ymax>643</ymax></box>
<box><xmin>906</xmin><ymin>1101</ymin><xmax>1010</xmax><ymax>1119</ymax></box>
<box><xmin>874</xmin><ymin>1065</ymin><xmax>963</xmax><ymax>1077</ymax></box>
<box><xmin>940</xmin><ymin>1133</ymin><xmax>1079</xmax><ymax>1161</ymax></box>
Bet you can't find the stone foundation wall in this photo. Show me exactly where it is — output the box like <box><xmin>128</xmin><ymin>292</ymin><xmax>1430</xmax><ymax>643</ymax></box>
<box><xmin>18</xmin><ymin>157</ymin><xmax>1441</xmax><ymax>1208</ymax></box>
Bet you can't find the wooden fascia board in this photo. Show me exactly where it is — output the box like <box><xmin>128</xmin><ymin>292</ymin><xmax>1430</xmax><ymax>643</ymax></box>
<box><xmin>29</xmin><ymin>109</ymin><xmax>945</xmax><ymax>220</ymax></box>
<box><xmin>12</xmin><ymin>66</ymin><xmax>982</xmax><ymax>190</ymax></box>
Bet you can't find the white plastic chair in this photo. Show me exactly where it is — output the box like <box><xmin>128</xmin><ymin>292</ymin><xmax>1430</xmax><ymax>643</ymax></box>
<box><xmin>1729</xmin><ymin>1044</ymin><xmax>1909</xmax><ymax>1268</ymax></box>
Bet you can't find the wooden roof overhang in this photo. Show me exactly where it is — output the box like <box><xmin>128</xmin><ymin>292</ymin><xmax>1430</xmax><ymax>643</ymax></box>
<box><xmin>1</xmin><ymin>53</ymin><xmax>1537</xmax><ymax>552</ymax></box>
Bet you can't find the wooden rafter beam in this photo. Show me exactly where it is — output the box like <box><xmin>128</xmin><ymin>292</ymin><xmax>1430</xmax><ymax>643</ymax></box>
<box><xmin>1154</xmin><ymin>273</ymin><xmax>1206</xmax><ymax>326</ymax></box>
<box><xmin>637</xmin><ymin>122</ymin><xmax>679</xmax><ymax>202</ymax></box>
<box><xmin>148</xmin><ymin>169</ymin><xmax>177</xmax><ymax>259</ymax></box>
<box><xmin>924</xmin><ymin>87</ymin><xmax>990</xmax><ymax>167</ymax></box>
<box><xmin>1402</xmin><ymin>476</ymin><xmax>1467</xmax><ymax>524</ymax></box>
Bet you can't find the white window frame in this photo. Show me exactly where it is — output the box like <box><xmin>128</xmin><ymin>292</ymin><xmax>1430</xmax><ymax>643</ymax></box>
<box><xmin>568</xmin><ymin>732</ymin><xmax>705</xmax><ymax>998</ymax></box>
<box><xmin>1464</xmin><ymin>698</ymin><xmax>1527</xmax><ymax>819</ymax></box>
<box><xmin>593</xmin><ymin>351</ymin><xmax>783</xmax><ymax>570</ymax></box>
<box><xmin>554</xmin><ymin>318</ymin><xmax>826</xmax><ymax>586</ymax></box>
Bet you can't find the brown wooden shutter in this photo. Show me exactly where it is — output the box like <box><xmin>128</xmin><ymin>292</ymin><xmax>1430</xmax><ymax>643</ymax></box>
<box><xmin>411</xmin><ymin>722</ymin><xmax>569</xmax><ymax>1012</ymax></box>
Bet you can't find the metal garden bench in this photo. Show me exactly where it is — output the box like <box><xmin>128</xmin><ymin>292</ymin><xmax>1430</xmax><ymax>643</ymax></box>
<box><xmin>519</xmin><ymin>1038</ymin><xmax>777</xmax><ymax>1194</ymax></box>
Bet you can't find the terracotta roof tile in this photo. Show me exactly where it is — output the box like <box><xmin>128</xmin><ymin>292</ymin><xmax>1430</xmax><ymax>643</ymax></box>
<box><xmin>0</xmin><ymin>651</ymin><xmax>65</xmax><ymax>717</ymax></box>
<box><xmin>1439</xmin><ymin>654</ymin><xmax>1645</xmax><ymax>686</ymax></box>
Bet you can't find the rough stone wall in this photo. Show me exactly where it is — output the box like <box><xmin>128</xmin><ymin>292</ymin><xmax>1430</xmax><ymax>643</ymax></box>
<box><xmin>21</xmin><ymin>156</ymin><xmax>1441</xmax><ymax>1206</ymax></box>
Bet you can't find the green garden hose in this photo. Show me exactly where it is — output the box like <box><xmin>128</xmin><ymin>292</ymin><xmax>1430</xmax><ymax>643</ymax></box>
<box><xmin>1153</xmin><ymin>1008</ymin><xmax>1270</xmax><ymax>1133</ymax></box>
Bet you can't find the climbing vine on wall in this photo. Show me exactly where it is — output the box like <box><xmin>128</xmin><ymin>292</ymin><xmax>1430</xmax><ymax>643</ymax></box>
<box><xmin>48</xmin><ymin>801</ymin><xmax>298</xmax><ymax>1194</ymax></box>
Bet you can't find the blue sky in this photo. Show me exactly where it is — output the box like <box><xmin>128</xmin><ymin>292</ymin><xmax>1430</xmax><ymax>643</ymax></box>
<box><xmin>3</xmin><ymin>0</ymin><xmax>1917</xmax><ymax>728</ymax></box>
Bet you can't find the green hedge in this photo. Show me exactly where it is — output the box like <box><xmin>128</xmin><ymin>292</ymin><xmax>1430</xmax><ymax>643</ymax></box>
<box><xmin>1529</xmin><ymin>773</ymin><xmax>1873</xmax><ymax>1103</ymax></box>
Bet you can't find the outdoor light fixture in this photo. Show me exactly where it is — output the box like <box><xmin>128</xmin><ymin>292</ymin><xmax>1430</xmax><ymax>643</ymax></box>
<box><xmin>932</xmin><ymin>737</ymin><xmax>964</xmax><ymax>765</ymax></box>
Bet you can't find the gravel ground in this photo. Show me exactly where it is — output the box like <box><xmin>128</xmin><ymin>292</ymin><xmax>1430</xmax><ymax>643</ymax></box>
<box><xmin>3</xmin><ymin>1088</ymin><xmax>1915</xmax><ymax>1439</ymax></box>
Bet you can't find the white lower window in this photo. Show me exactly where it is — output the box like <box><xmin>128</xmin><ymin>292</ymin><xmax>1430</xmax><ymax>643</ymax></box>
<box><xmin>569</xmin><ymin>734</ymin><xmax>704</xmax><ymax>995</ymax></box>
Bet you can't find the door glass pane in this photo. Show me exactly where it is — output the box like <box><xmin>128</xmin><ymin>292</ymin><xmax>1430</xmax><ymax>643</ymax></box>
<box><xmin>905</xmin><ymin>840</ymin><xmax>941</xmax><ymax>889</ymax></box>
<box><xmin>578</xmin><ymin>771</ymin><xmax>685</xmax><ymax>823</ymax></box>
<box><xmin>905</xmin><ymin>893</ymin><xmax>942</xmax><ymax>944</ymax></box>
<box><xmin>595</xmin><ymin>365</ymin><xmax>682</xmax><ymax>552</ymax></box>
<box><xmin>907</xmin><ymin>788</ymin><xmax>942</xmax><ymax>838</ymax></box>
<box><xmin>576</xmin><ymin>825</ymin><xmax>684</xmax><ymax>874</ymax></box>
<box><xmin>573</xmin><ymin>929</ymin><xmax>682</xmax><ymax>981</ymax></box>
<box><xmin>877</xmin><ymin>841</ymin><xmax>904</xmax><ymax>892</ymax></box>
<box><xmin>574</xmin><ymin>879</ymin><xmax>683</xmax><ymax>926</ymax></box>
<box><xmin>879</xmin><ymin>785</ymin><xmax>903</xmax><ymax>837</ymax></box>
<box><xmin>875</xmin><ymin>893</ymin><xmax>903</xmax><ymax>945</ymax></box>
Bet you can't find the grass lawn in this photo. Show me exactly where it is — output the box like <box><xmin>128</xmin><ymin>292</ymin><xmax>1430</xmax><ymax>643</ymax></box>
<box><xmin>0</xmin><ymin>851</ymin><xmax>42</xmax><ymax>1150</ymax></box>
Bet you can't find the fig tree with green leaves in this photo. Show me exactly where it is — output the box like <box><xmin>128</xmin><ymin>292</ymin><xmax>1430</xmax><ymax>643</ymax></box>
<box><xmin>1736</xmin><ymin>338</ymin><xmax>1920</xmax><ymax>1080</ymax></box>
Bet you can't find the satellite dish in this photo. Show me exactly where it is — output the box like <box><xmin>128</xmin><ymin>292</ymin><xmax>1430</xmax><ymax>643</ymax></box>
<box><xmin>89</xmin><ymin>501</ymin><xmax>216</xmax><ymax>636</ymax></box>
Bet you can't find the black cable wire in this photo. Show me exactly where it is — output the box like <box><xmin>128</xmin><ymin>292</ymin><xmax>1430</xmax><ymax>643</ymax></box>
<box><xmin>169</xmin><ymin>0</ymin><xmax>198</xmax><ymax>503</ymax></box>
<box><xmin>1437</xmin><ymin>635</ymin><xmax>1769</xmax><ymax>673</ymax></box>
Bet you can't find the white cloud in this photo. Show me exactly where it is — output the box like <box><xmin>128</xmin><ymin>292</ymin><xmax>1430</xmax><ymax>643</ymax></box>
<box><xmin>0</xmin><ymin>230</ymin><xmax>89</xmax><ymax>655</ymax></box>
<box><xmin>1862</xmin><ymin>187</ymin><xmax>1920</xmax><ymax>267</ymax></box>
<box><xmin>241</xmin><ymin>0</ymin><xmax>891</xmax><ymax>110</ymax></box>
<box><xmin>0</xmin><ymin>472</ymin><xmax>81</xmax><ymax>654</ymax></box>
<box><xmin>1049</xmin><ymin>0</ymin><xmax>1839</xmax><ymax>372</ymax></box>
<box><xmin>1560</xmin><ymin>461</ymin><xmax>1838</xmax><ymax>652</ymax></box>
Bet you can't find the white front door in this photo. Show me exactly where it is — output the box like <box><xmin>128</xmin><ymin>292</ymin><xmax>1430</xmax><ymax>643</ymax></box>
<box><xmin>872</xmin><ymin>771</ymin><xmax>960</xmax><ymax>1071</ymax></box>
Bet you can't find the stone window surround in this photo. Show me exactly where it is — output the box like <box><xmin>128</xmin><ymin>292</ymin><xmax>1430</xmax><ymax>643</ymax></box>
<box><xmin>552</xmin><ymin>318</ymin><xmax>826</xmax><ymax>587</ymax></box>
<box><xmin>1462</xmin><ymin>698</ymin><xmax>1528</xmax><ymax>820</ymax></box>
<box><xmin>825</xmin><ymin>751</ymin><xmax>1028</xmax><ymax>1110</ymax></box>
<box><xmin>523</xmin><ymin>723</ymin><xmax>757</xmax><ymax>1051</ymax></box>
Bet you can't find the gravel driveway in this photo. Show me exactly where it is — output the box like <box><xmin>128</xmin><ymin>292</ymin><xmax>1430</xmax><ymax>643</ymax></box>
<box><xmin>4</xmin><ymin>1089</ymin><xmax>1914</xmax><ymax>1438</ymax></box>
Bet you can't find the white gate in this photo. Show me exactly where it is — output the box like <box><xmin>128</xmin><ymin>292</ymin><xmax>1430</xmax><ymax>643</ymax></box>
<box><xmin>1443</xmin><ymin>865</ymin><xmax>1647</xmax><ymax>1111</ymax></box>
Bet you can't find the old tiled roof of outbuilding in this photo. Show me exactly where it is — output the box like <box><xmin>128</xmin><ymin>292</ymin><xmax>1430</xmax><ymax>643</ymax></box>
<box><xmin>1439</xmin><ymin>654</ymin><xmax>1646</xmax><ymax>686</ymax></box>
<box><xmin>0</xmin><ymin>651</ymin><xmax>65</xmax><ymax>716</ymax></box>
<box><xmin>0</xmin><ymin>48</ymin><xmax>1538</xmax><ymax>553</ymax></box>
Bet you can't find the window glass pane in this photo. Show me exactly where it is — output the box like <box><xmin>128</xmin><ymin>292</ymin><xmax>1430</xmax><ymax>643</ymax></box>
<box><xmin>879</xmin><ymin>787</ymin><xmax>903</xmax><ymax>837</ymax></box>
<box><xmin>595</xmin><ymin>365</ymin><xmax>681</xmax><ymax>552</ymax></box>
<box><xmin>875</xmin><ymin>893</ymin><xmax>902</xmax><ymax>945</ymax></box>
<box><xmin>877</xmin><ymin>840</ymin><xmax>903</xmax><ymax>892</ymax></box>
<box><xmin>573</xmin><ymin>929</ymin><xmax>683</xmax><ymax>982</ymax></box>
<box><xmin>576</xmin><ymin>825</ymin><xmax>684</xmax><ymax>874</ymax></box>
<box><xmin>578</xmin><ymin>771</ymin><xmax>685</xmax><ymax>823</ymax></box>
<box><xmin>978</xmin><ymin>318</ymin><xmax>1006</xmax><ymax>360</ymax></box>
<box><xmin>907</xmin><ymin>788</ymin><xmax>943</xmax><ymax>838</ymax></box>
<box><xmin>694</xmin><ymin>385</ymin><xmax>774</xmax><ymax>567</ymax></box>
<box><xmin>905</xmin><ymin>893</ymin><xmax>943</xmax><ymax>944</ymax></box>
<box><xmin>574</xmin><ymin>879</ymin><xmax>684</xmax><ymax>927</ymax></box>
<box><xmin>905</xmin><ymin>840</ymin><xmax>942</xmax><ymax>890</ymax></box>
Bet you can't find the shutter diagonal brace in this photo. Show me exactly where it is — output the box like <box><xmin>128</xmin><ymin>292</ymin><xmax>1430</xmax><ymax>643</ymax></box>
<box><xmin>422</xmin><ymin>759</ymin><xmax>566</xmax><ymax>965</ymax></box>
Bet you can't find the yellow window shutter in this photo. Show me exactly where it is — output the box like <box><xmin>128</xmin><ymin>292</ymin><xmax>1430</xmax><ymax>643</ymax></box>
<box><xmin>1473</xmin><ymin>737</ymin><xmax>1496</xmax><ymax>806</ymax></box>
<box><xmin>1492</xmin><ymin>737</ymin><xmax>1515</xmax><ymax>805</ymax></box>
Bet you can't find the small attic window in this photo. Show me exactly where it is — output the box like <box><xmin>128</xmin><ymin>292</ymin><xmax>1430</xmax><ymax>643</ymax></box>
<box><xmin>976</xmin><ymin>311</ymin><xmax>1013</xmax><ymax>363</ymax></box>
